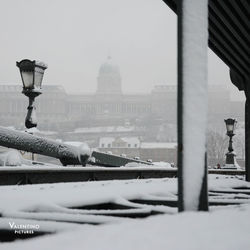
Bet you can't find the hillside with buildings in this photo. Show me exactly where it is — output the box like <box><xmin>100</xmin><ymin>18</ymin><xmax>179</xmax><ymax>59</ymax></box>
<box><xmin>0</xmin><ymin>58</ymin><xmax>245</xmax><ymax>166</ymax></box>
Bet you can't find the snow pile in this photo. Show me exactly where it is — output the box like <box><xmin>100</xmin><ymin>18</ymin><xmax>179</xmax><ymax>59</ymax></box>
<box><xmin>122</xmin><ymin>161</ymin><xmax>173</xmax><ymax>168</ymax></box>
<box><xmin>124</xmin><ymin>162</ymin><xmax>149</xmax><ymax>168</ymax></box>
<box><xmin>234</xmin><ymin>160</ymin><xmax>242</xmax><ymax>169</ymax></box>
<box><xmin>0</xmin><ymin>150</ymin><xmax>22</xmax><ymax>166</ymax></box>
<box><xmin>0</xmin><ymin>176</ymin><xmax>250</xmax><ymax>249</ymax></box>
<box><xmin>223</xmin><ymin>154</ymin><xmax>242</xmax><ymax>170</ymax></box>
<box><xmin>0</xmin><ymin>178</ymin><xmax>177</xmax><ymax>212</ymax></box>
<box><xmin>64</xmin><ymin>141</ymin><xmax>84</xmax><ymax>147</ymax></box>
<box><xmin>35</xmin><ymin>60</ymin><xmax>48</xmax><ymax>69</ymax></box>
<box><xmin>64</xmin><ymin>141</ymin><xmax>91</xmax><ymax>156</ymax></box>
<box><xmin>25</xmin><ymin>127</ymin><xmax>40</xmax><ymax>134</ymax></box>
<box><xmin>1</xmin><ymin>205</ymin><xmax>250</xmax><ymax>250</ymax></box>
<box><xmin>153</xmin><ymin>162</ymin><xmax>173</xmax><ymax>168</ymax></box>
<box><xmin>77</xmin><ymin>142</ymin><xmax>91</xmax><ymax>162</ymax></box>
<box><xmin>61</xmin><ymin>141</ymin><xmax>91</xmax><ymax>165</ymax></box>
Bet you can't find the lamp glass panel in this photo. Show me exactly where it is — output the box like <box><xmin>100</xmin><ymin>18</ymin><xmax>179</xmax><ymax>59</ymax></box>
<box><xmin>226</xmin><ymin>124</ymin><xmax>234</xmax><ymax>133</ymax></box>
<box><xmin>34</xmin><ymin>66</ymin><xmax>44</xmax><ymax>88</ymax></box>
<box><xmin>21</xmin><ymin>71</ymin><xmax>34</xmax><ymax>88</ymax></box>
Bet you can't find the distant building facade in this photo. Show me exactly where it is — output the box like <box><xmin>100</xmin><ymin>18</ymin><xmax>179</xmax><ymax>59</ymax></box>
<box><xmin>0</xmin><ymin>58</ymin><xmax>244</xmax><ymax>133</ymax></box>
<box><xmin>0</xmin><ymin>58</ymin><xmax>245</xmax><ymax>165</ymax></box>
<box><xmin>99</xmin><ymin>137</ymin><xmax>140</xmax><ymax>149</ymax></box>
<box><xmin>0</xmin><ymin>85</ymin><xmax>67</xmax><ymax>128</ymax></box>
<box><xmin>97</xmin><ymin>136</ymin><xmax>177</xmax><ymax>164</ymax></box>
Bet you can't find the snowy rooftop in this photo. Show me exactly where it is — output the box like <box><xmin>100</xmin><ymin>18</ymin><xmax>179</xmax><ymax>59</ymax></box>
<box><xmin>99</xmin><ymin>137</ymin><xmax>140</xmax><ymax>148</ymax></box>
<box><xmin>72</xmin><ymin>126</ymin><xmax>135</xmax><ymax>134</ymax></box>
<box><xmin>141</xmin><ymin>142</ymin><xmax>177</xmax><ymax>149</ymax></box>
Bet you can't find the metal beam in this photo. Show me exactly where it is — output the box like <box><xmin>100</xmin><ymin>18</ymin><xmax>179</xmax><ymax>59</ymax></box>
<box><xmin>0</xmin><ymin>168</ymin><xmax>244</xmax><ymax>186</ymax></box>
<box><xmin>0</xmin><ymin>168</ymin><xmax>178</xmax><ymax>185</ymax></box>
<box><xmin>218</xmin><ymin>0</ymin><xmax>249</xmax><ymax>42</ymax></box>
<box><xmin>0</xmin><ymin>126</ymin><xmax>89</xmax><ymax>166</ymax></box>
<box><xmin>91</xmin><ymin>151</ymin><xmax>152</xmax><ymax>167</ymax></box>
<box><xmin>0</xmin><ymin>126</ymin><xmax>153</xmax><ymax>168</ymax></box>
<box><xmin>208</xmin><ymin>10</ymin><xmax>249</xmax><ymax>65</ymax></box>
<box><xmin>208</xmin><ymin>1</ymin><xmax>249</xmax><ymax>52</ymax></box>
<box><xmin>208</xmin><ymin>34</ymin><xmax>249</xmax><ymax>77</ymax></box>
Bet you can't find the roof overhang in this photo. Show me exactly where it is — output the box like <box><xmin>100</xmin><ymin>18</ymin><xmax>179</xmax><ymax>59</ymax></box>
<box><xmin>162</xmin><ymin>0</ymin><xmax>250</xmax><ymax>91</ymax></box>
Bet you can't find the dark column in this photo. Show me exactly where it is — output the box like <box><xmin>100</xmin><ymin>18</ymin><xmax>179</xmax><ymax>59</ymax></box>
<box><xmin>245</xmin><ymin>86</ymin><xmax>250</xmax><ymax>181</ymax></box>
<box><xmin>230</xmin><ymin>70</ymin><xmax>249</xmax><ymax>181</ymax></box>
<box><xmin>177</xmin><ymin>0</ymin><xmax>184</xmax><ymax>212</ymax></box>
<box><xmin>199</xmin><ymin>153</ymin><xmax>208</xmax><ymax>210</ymax></box>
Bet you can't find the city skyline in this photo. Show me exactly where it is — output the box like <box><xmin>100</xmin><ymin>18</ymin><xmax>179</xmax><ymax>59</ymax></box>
<box><xmin>0</xmin><ymin>0</ymin><xmax>245</xmax><ymax>101</ymax></box>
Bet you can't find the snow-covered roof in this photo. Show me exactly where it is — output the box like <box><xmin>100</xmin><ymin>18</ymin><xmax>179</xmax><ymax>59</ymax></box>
<box><xmin>141</xmin><ymin>142</ymin><xmax>177</xmax><ymax>149</ymax></box>
<box><xmin>99</xmin><ymin>137</ymin><xmax>140</xmax><ymax>147</ymax></box>
<box><xmin>73</xmin><ymin>126</ymin><xmax>135</xmax><ymax>134</ymax></box>
<box><xmin>98</xmin><ymin>139</ymin><xmax>177</xmax><ymax>149</ymax></box>
<box><xmin>120</xmin><ymin>137</ymin><xmax>140</xmax><ymax>145</ymax></box>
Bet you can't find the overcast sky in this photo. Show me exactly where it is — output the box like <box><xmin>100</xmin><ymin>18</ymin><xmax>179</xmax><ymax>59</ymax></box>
<box><xmin>0</xmin><ymin>0</ymin><xmax>245</xmax><ymax>100</ymax></box>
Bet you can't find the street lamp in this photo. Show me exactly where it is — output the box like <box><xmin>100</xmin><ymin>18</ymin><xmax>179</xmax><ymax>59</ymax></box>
<box><xmin>224</xmin><ymin>118</ymin><xmax>237</xmax><ymax>168</ymax></box>
<box><xmin>16</xmin><ymin>59</ymin><xmax>47</xmax><ymax>129</ymax></box>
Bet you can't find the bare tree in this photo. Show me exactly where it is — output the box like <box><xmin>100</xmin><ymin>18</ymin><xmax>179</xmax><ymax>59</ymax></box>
<box><xmin>234</xmin><ymin>125</ymin><xmax>245</xmax><ymax>159</ymax></box>
<box><xmin>207</xmin><ymin>130</ymin><xmax>228</xmax><ymax>167</ymax></box>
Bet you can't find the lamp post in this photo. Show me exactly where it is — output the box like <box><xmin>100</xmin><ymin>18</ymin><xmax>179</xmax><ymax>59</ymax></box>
<box><xmin>224</xmin><ymin>118</ymin><xmax>237</xmax><ymax>168</ymax></box>
<box><xmin>16</xmin><ymin>59</ymin><xmax>47</xmax><ymax>129</ymax></box>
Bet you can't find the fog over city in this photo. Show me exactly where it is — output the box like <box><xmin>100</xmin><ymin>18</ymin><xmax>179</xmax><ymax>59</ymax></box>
<box><xmin>0</xmin><ymin>0</ymin><xmax>245</xmax><ymax>100</ymax></box>
<box><xmin>0</xmin><ymin>0</ymin><xmax>249</xmax><ymax>246</ymax></box>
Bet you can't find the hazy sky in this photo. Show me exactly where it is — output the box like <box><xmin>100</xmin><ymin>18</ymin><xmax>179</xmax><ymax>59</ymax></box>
<box><xmin>0</xmin><ymin>0</ymin><xmax>245</xmax><ymax>100</ymax></box>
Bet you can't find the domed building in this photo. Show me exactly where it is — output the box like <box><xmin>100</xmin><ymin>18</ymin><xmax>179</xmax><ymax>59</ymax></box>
<box><xmin>96</xmin><ymin>57</ymin><xmax>122</xmax><ymax>95</ymax></box>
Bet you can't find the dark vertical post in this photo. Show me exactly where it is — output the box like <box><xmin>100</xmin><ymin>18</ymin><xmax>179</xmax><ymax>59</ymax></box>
<box><xmin>230</xmin><ymin>71</ymin><xmax>249</xmax><ymax>180</ymax></box>
<box><xmin>245</xmin><ymin>85</ymin><xmax>250</xmax><ymax>181</ymax></box>
<box><xmin>177</xmin><ymin>0</ymin><xmax>184</xmax><ymax>212</ymax></box>
<box><xmin>25</xmin><ymin>96</ymin><xmax>37</xmax><ymax>129</ymax></box>
<box><xmin>199</xmin><ymin>153</ymin><xmax>208</xmax><ymax>210</ymax></box>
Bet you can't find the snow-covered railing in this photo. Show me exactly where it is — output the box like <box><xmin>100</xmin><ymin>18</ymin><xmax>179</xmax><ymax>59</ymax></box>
<box><xmin>0</xmin><ymin>126</ymin><xmax>153</xmax><ymax>168</ymax></box>
<box><xmin>0</xmin><ymin>126</ymin><xmax>90</xmax><ymax>166</ymax></box>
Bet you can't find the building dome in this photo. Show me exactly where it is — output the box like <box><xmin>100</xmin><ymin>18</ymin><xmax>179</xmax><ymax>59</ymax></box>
<box><xmin>96</xmin><ymin>57</ymin><xmax>122</xmax><ymax>95</ymax></box>
<box><xmin>99</xmin><ymin>57</ymin><xmax>120</xmax><ymax>76</ymax></box>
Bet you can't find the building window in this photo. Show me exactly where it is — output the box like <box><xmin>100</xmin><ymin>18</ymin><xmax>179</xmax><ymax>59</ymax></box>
<box><xmin>108</xmin><ymin>144</ymin><xmax>111</xmax><ymax>148</ymax></box>
<box><xmin>134</xmin><ymin>144</ymin><xmax>137</xmax><ymax>148</ymax></box>
<box><xmin>101</xmin><ymin>143</ymin><xmax>105</xmax><ymax>148</ymax></box>
<box><xmin>128</xmin><ymin>144</ymin><xmax>131</xmax><ymax>148</ymax></box>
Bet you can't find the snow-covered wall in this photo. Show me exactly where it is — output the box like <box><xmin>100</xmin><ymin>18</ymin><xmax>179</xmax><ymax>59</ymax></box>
<box><xmin>182</xmin><ymin>0</ymin><xmax>208</xmax><ymax>210</ymax></box>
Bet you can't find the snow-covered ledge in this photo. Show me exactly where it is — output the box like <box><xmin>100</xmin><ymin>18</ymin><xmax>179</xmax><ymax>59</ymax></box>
<box><xmin>178</xmin><ymin>0</ymin><xmax>208</xmax><ymax>211</ymax></box>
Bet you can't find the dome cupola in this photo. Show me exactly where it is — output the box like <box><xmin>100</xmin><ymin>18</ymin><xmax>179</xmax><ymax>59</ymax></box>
<box><xmin>96</xmin><ymin>57</ymin><xmax>122</xmax><ymax>95</ymax></box>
